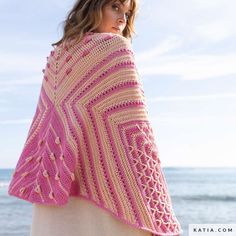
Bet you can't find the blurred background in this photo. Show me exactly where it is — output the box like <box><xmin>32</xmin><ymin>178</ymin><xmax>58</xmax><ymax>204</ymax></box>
<box><xmin>0</xmin><ymin>0</ymin><xmax>235</xmax><ymax>235</ymax></box>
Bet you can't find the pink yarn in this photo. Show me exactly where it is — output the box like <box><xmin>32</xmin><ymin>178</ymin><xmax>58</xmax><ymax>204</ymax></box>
<box><xmin>8</xmin><ymin>32</ymin><xmax>183</xmax><ymax>236</ymax></box>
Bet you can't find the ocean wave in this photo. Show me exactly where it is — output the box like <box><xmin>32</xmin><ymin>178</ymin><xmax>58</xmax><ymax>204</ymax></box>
<box><xmin>0</xmin><ymin>181</ymin><xmax>10</xmax><ymax>188</ymax></box>
<box><xmin>173</xmin><ymin>194</ymin><xmax>236</xmax><ymax>202</ymax></box>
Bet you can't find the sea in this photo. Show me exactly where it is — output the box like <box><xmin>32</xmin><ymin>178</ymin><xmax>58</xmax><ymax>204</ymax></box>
<box><xmin>1</xmin><ymin>167</ymin><xmax>236</xmax><ymax>236</ymax></box>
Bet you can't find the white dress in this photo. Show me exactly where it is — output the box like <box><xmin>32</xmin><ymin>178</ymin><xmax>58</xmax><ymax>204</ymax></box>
<box><xmin>30</xmin><ymin>196</ymin><xmax>152</xmax><ymax>236</ymax></box>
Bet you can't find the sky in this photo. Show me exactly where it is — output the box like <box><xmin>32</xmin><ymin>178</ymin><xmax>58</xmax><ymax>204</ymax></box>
<box><xmin>0</xmin><ymin>0</ymin><xmax>235</xmax><ymax>168</ymax></box>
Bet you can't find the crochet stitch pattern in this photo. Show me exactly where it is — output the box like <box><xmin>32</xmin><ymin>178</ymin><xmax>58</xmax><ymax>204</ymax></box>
<box><xmin>8</xmin><ymin>32</ymin><xmax>183</xmax><ymax>236</ymax></box>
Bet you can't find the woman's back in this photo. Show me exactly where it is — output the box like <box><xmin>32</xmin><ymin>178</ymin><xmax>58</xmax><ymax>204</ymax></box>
<box><xmin>8</xmin><ymin>32</ymin><xmax>182</xmax><ymax>235</ymax></box>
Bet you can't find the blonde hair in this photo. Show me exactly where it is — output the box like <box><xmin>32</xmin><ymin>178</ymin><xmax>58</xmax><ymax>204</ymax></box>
<box><xmin>52</xmin><ymin>0</ymin><xmax>139</xmax><ymax>48</ymax></box>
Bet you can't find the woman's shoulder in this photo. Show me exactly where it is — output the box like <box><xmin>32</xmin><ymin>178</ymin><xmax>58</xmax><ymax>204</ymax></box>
<box><xmin>85</xmin><ymin>32</ymin><xmax>134</xmax><ymax>59</ymax></box>
<box><xmin>54</xmin><ymin>32</ymin><xmax>132</xmax><ymax>53</ymax></box>
<box><xmin>50</xmin><ymin>32</ymin><xmax>134</xmax><ymax>63</ymax></box>
<box><xmin>89</xmin><ymin>32</ymin><xmax>132</xmax><ymax>49</ymax></box>
<box><xmin>88</xmin><ymin>31</ymin><xmax>129</xmax><ymax>41</ymax></box>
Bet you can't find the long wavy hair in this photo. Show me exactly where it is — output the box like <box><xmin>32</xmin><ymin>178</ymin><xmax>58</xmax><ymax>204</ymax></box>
<box><xmin>52</xmin><ymin>0</ymin><xmax>139</xmax><ymax>48</ymax></box>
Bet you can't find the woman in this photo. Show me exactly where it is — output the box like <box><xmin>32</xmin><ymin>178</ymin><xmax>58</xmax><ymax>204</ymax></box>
<box><xmin>8</xmin><ymin>0</ymin><xmax>183</xmax><ymax>235</ymax></box>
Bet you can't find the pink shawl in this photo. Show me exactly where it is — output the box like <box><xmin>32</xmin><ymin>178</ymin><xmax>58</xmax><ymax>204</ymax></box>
<box><xmin>8</xmin><ymin>32</ymin><xmax>183</xmax><ymax>236</ymax></box>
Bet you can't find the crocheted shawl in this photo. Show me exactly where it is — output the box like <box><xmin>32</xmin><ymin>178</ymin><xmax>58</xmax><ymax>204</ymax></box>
<box><xmin>8</xmin><ymin>32</ymin><xmax>183</xmax><ymax>236</ymax></box>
